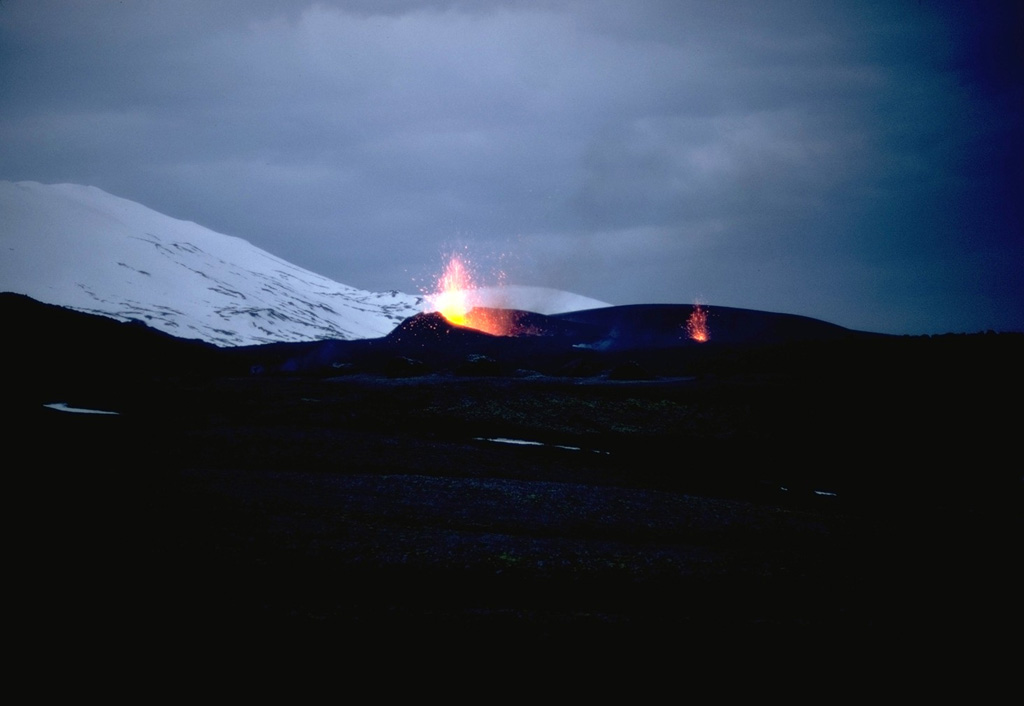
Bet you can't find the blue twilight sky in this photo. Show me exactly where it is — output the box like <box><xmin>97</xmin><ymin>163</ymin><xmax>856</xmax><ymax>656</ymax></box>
<box><xmin>1</xmin><ymin>0</ymin><xmax>1020</xmax><ymax>334</ymax></box>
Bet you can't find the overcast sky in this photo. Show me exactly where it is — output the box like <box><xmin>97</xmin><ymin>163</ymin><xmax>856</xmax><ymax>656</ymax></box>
<box><xmin>1</xmin><ymin>1</ymin><xmax>1020</xmax><ymax>334</ymax></box>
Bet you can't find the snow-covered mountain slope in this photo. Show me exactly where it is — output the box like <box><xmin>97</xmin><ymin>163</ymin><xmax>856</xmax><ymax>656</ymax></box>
<box><xmin>0</xmin><ymin>181</ymin><xmax>423</xmax><ymax>346</ymax></box>
<box><xmin>0</xmin><ymin>181</ymin><xmax>610</xmax><ymax>346</ymax></box>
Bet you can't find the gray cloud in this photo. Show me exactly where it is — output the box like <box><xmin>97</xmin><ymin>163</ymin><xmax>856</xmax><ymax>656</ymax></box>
<box><xmin>1</xmin><ymin>0</ymin><xmax>1020</xmax><ymax>334</ymax></box>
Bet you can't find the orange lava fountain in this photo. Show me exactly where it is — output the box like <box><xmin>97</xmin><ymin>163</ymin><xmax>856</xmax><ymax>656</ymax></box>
<box><xmin>687</xmin><ymin>302</ymin><xmax>710</xmax><ymax>342</ymax></box>
<box><xmin>432</xmin><ymin>255</ymin><xmax>474</xmax><ymax>327</ymax></box>
<box><xmin>427</xmin><ymin>254</ymin><xmax>516</xmax><ymax>336</ymax></box>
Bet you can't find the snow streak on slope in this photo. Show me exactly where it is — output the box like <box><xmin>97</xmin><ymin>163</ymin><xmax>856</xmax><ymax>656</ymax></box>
<box><xmin>0</xmin><ymin>181</ymin><xmax>423</xmax><ymax>346</ymax></box>
<box><xmin>438</xmin><ymin>285</ymin><xmax>611</xmax><ymax>317</ymax></box>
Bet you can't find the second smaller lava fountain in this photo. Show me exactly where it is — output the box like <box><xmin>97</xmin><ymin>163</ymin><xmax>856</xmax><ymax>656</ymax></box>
<box><xmin>687</xmin><ymin>303</ymin><xmax>710</xmax><ymax>342</ymax></box>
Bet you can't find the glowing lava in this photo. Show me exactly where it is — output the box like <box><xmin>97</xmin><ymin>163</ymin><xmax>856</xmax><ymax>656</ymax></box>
<box><xmin>427</xmin><ymin>254</ymin><xmax>517</xmax><ymax>336</ymax></box>
<box><xmin>687</xmin><ymin>302</ymin><xmax>710</xmax><ymax>342</ymax></box>
<box><xmin>432</xmin><ymin>255</ymin><xmax>474</xmax><ymax>327</ymax></box>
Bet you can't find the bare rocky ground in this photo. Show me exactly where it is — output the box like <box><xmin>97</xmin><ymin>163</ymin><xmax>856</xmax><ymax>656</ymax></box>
<box><xmin>16</xmin><ymin>367</ymin><xmax>1020</xmax><ymax>664</ymax></box>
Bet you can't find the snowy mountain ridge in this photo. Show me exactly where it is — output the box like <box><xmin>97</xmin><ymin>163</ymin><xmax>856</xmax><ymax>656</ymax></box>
<box><xmin>0</xmin><ymin>181</ymin><xmax>608</xmax><ymax>346</ymax></box>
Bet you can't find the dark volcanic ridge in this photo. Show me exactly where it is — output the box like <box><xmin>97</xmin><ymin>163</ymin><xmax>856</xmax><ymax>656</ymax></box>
<box><xmin>392</xmin><ymin>302</ymin><xmax>858</xmax><ymax>347</ymax></box>
<box><xmin>231</xmin><ymin>302</ymin><xmax>874</xmax><ymax>378</ymax></box>
<box><xmin>7</xmin><ymin>290</ymin><xmax>1020</xmax><ymax>385</ymax></box>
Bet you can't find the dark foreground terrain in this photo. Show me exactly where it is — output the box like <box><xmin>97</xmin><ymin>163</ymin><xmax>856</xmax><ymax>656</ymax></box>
<box><xmin>17</xmin><ymin>368</ymin><xmax>1022</xmax><ymax>653</ymax></box>
<box><xmin>7</xmin><ymin>295</ymin><xmax>1022</xmax><ymax>665</ymax></box>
